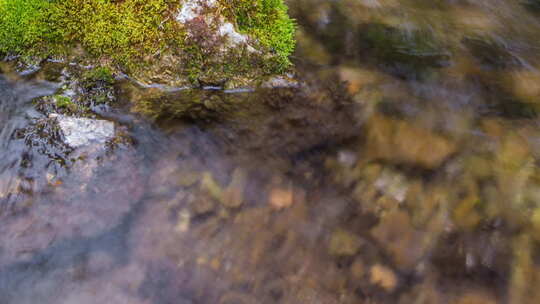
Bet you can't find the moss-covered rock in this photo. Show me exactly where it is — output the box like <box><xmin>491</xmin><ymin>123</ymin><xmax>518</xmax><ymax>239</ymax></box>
<box><xmin>0</xmin><ymin>0</ymin><xmax>295</xmax><ymax>88</ymax></box>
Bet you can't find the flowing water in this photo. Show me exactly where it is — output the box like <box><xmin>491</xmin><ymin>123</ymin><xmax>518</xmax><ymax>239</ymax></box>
<box><xmin>3</xmin><ymin>0</ymin><xmax>540</xmax><ymax>303</ymax></box>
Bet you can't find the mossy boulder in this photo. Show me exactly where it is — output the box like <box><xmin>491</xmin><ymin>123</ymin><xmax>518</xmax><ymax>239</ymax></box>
<box><xmin>0</xmin><ymin>0</ymin><xmax>295</xmax><ymax>88</ymax></box>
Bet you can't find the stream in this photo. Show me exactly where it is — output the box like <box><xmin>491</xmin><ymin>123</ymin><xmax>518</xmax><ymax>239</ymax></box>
<box><xmin>3</xmin><ymin>0</ymin><xmax>540</xmax><ymax>303</ymax></box>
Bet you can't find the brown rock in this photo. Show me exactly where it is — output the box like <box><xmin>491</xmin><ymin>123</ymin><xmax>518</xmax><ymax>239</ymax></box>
<box><xmin>269</xmin><ymin>186</ymin><xmax>294</xmax><ymax>210</ymax></box>
<box><xmin>452</xmin><ymin>291</ymin><xmax>497</xmax><ymax>304</ymax></box>
<box><xmin>338</xmin><ymin>67</ymin><xmax>382</xmax><ymax>95</ymax></box>
<box><xmin>328</xmin><ymin>229</ymin><xmax>363</xmax><ymax>256</ymax></box>
<box><xmin>177</xmin><ymin>171</ymin><xmax>201</xmax><ymax>187</ymax></box>
<box><xmin>371</xmin><ymin>210</ymin><xmax>427</xmax><ymax>271</ymax></box>
<box><xmin>366</xmin><ymin>115</ymin><xmax>456</xmax><ymax>169</ymax></box>
<box><xmin>200</xmin><ymin>172</ymin><xmax>223</xmax><ymax>201</ymax></box>
<box><xmin>370</xmin><ymin>264</ymin><xmax>398</xmax><ymax>292</ymax></box>
<box><xmin>350</xmin><ymin>258</ymin><xmax>366</xmax><ymax>279</ymax></box>
<box><xmin>221</xmin><ymin>168</ymin><xmax>247</xmax><ymax>208</ymax></box>
<box><xmin>191</xmin><ymin>194</ymin><xmax>216</xmax><ymax>216</ymax></box>
<box><xmin>506</xmin><ymin>70</ymin><xmax>540</xmax><ymax>104</ymax></box>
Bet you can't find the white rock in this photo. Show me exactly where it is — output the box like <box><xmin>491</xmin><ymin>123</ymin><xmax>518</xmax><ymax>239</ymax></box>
<box><xmin>218</xmin><ymin>22</ymin><xmax>249</xmax><ymax>45</ymax></box>
<box><xmin>176</xmin><ymin>0</ymin><xmax>217</xmax><ymax>23</ymax></box>
<box><xmin>177</xmin><ymin>0</ymin><xmax>251</xmax><ymax>46</ymax></box>
<box><xmin>262</xmin><ymin>75</ymin><xmax>301</xmax><ymax>89</ymax></box>
<box><xmin>54</xmin><ymin>115</ymin><xmax>115</xmax><ymax>148</ymax></box>
<box><xmin>338</xmin><ymin>150</ymin><xmax>358</xmax><ymax>167</ymax></box>
<box><xmin>374</xmin><ymin>170</ymin><xmax>409</xmax><ymax>203</ymax></box>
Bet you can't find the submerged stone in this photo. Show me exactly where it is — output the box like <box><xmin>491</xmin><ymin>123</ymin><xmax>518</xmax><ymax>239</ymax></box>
<box><xmin>328</xmin><ymin>229</ymin><xmax>363</xmax><ymax>256</ymax></box>
<box><xmin>369</xmin><ymin>264</ymin><xmax>398</xmax><ymax>292</ymax></box>
<box><xmin>51</xmin><ymin>114</ymin><xmax>115</xmax><ymax>148</ymax></box>
<box><xmin>366</xmin><ymin>115</ymin><xmax>456</xmax><ymax>169</ymax></box>
<box><xmin>463</xmin><ymin>37</ymin><xmax>521</xmax><ymax>70</ymax></box>
<box><xmin>358</xmin><ymin>23</ymin><xmax>450</xmax><ymax>78</ymax></box>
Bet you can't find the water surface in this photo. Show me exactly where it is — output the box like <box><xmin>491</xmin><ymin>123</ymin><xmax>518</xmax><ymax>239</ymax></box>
<box><xmin>3</xmin><ymin>0</ymin><xmax>540</xmax><ymax>303</ymax></box>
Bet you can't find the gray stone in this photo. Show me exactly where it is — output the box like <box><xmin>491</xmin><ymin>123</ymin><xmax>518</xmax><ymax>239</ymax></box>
<box><xmin>51</xmin><ymin>114</ymin><xmax>115</xmax><ymax>148</ymax></box>
<box><xmin>176</xmin><ymin>0</ymin><xmax>250</xmax><ymax>47</ymax></box>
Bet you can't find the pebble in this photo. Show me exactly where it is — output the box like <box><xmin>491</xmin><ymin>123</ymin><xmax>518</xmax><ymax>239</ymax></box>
<box><xmin>328</xmin><ymin>229</ymin><xmax>363</xmax><ymax>256</ymax></box>
<box><xmin>269</xmin><ymin>186</ymin><xmax>294</xmax><ymax>210</ymax></box>
<box><xmin>370</xmin><ymin>264</ymin><xmax>398</xmax><ymax>292</ymax></box>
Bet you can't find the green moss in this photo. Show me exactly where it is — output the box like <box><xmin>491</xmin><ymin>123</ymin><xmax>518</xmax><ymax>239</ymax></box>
<box><xmin>0</xmin><ymin>0</ymin><xmax>175</xmax><ymax>64</ymax></box>
<box><xmin>0</xmin><ymin>0</ymin><xmax>295</xmax><ymax>81</ymax></box>
<box><xmin>54</xmin><ymin>95</ymin><xmax>72</xmax><ymax>107</ymax></box>
<box><xmin>83</xmin><ymin>67</ymin><xmax>114</xmax><ymax>84</ymax></box>
<box><xmin>53</xmin><ymin>95</ymin><xmax>78</xmax><ymax>112</ymax></box>
<box><xmin>0</xmin><ymin>0</ymin><xmax>59</xmax><ymax>55</ymax></box>
<box><xmin>50</xmin><ymin>0</ymin><xmax>175</xmax><ymax>68</ymax></box>
<box><xmin>219</xmin><ymin>0</ymin><xmax>296</xmax><ymax>71</ymax></box>
<box><xmin>94</xmin><ymin>93</ymin><xmax>110</xmax><ymax>105</ymax></box>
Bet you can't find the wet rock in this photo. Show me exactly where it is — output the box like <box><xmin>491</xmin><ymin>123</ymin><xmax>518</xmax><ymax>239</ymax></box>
<box><xmin>221</xmin><ymin>168</ymin><xmax>247</xmax><ymax>209</ymax></box>
<box><xmin>269</xmin><ymin>187</ymin><xmax>294</xmax><ymax>210</ymax></box>
<box><xmin>178</xmin><ymin>171</ymin><xmax>202</xmax><ymax>187</ymax></box>
<box><xmin>0</xmin><ymin>151</ymin><xmax>143</xmax><ymax>267</ymax></box>
<box><xmin>86</xmin><ymin>251</ymin><xmax>115</xmax><ymax>275</ymax></box>
<box><xmin>371</xmin><ymin>210</ymin><xmax>428</xmax><ymax>271</ymax></box>
<box><xmin>219</xmin><ymin>292</ymin><xmax>261</xmax><ymax>304</ymax></box>
<box><xmin>505</xmin><ymin>70</ymin><xmax>540</xmax><ymax>104</ymax></box>
<box><xmin>370</xmin><ymin>264</ymin><xmax>398</xmax><ymax>292</ymax></box>
<box><xmin>294</xmin><ymin>28</ymin><xmax>332</xmax><ymax>65</ymax></box>
<box><xmin>366</xmin><ymin>115</ymin><xmax>456</xmax><ymax>169</ymax></box>
<box><xmin>494</xmin><ymin>133</ymin><xmax>533</xmax><ymax>212</ymax></box>
<box><xmin>374</xmin><ymin>169</ymin><xmax>409</xmax><ymax>203</ymax></box>
<box><xmin>532</xmin><ymin>209</ymin><xmax>540</xmax><ymax>240</ymax></box>
<box><xmin>328</xmin><ymin>229</ymin><xmax>363</xmax><ymax>256</ymax></box>
<box><xmin>358</xmin><ymin>23</ymin><xmax>450</xmax><ymax>78</ymax></box>
<box><xmin>201</xmin><ymin>172</ymin><xmax>224</xmax><ymax>201</ymax></box>
<box><xmin>0</xmin><ymin>177</ymin><xmax>22</xmax><ymax>203</ymax></box>
<box><xmin>175</xmin><ymin>209</ymin><xmax>192</xmax><ymax>233</ymax></box>
<box><xmin>51</xmin><ymin>114</ymin><xmax>115</xmax><ymax>148</ymax></box>
<box><xmin>453</xmin><ymin>193</ymin><xmax>483</xmax><ymax>231</ymax></box>
<box><xmin>191</xmin><ymin>194</ymin><xmax>216</xmax><ymax>216</ymax></box>
<box><xmin>261</xmin><ymin>75</ymin><xmax>300</xmax><ymax>89</ymax></box>
<box><xmin>338</xmin><ymin>67</ymin><xmax>382</xmax><ymax>95</ymax></box>
<box><xmin>205</xmin><ymin>75</ymin><xmax>357</xmax><ymax>160</ymax></box>
<box><xmin>463</xmin><ymin>37</ymin><xmax>521</xmax><ymax>70</ymax></box>
<box><xmin>0</xmin><ymin>214</ymin><xmax>57</xmax><ymax>265</ymax></box>
<box><xmin>350</xmin><ymin>258</ymin><xmax>366</xmax><ymax>279</ymax></box>
<box><xmin>337</xmin><ymin>150</ymin><xmax>358</xmax><ymax>167</ymax></box>
<box><xmin>451</xmin><ymin>7</ymin><xmax>496</xmax><ymax>33</ymax></box>
<box><xmin>451</xmin><ymin>291</ymin><xmax>497</xmax><ymax>304</ymax></box>
<box><xmin>509</xmin><ymin>234</ymin><xmax>534</xmax><ymax>304</ymax></box>
<box><xmin>59</xmin><ymin>264</ymin><xmax>148</xmax><ymax>304</ymax></box>
<box><xmin>268</xmin><ymin>176</ymin><xmax>296</xmax><ymax>210</ymax></box>
<box><xmin>399</xmin><ymin>280</ymin><xmax>443</xmax><ymax>304</ymax></box>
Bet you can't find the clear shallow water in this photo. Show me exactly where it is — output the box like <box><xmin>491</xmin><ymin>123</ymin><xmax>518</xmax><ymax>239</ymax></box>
<box><xmin>3</xmin><ymin>0</ymin><xmax>540</xmax><ymax>303</ymax></box>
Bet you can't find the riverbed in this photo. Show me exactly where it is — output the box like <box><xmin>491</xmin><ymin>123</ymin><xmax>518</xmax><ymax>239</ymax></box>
<box><xmin>2</xmin><ymin>0</ymin><xmax>540</xmax><ymax>303</ymax></box>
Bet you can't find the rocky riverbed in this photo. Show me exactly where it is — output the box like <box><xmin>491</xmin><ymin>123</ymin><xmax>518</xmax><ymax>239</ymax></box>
<box><xmin>3</xmin><ymin>0</ymin><xmax>540</xmax><ymax>304</ymax></box>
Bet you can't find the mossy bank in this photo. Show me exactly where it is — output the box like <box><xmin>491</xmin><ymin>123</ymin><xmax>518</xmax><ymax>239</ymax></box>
<box><xmin>0</xmin><ymin>0</ymin><xmax>295</xmax><ymax>88</ymax></box>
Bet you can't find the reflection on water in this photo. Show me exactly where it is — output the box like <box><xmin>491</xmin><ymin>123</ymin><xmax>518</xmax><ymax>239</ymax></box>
<box><xmin>3</xmin><ymin>0</ymin><xmax>540</xmax><ymax>303</ymax></box>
